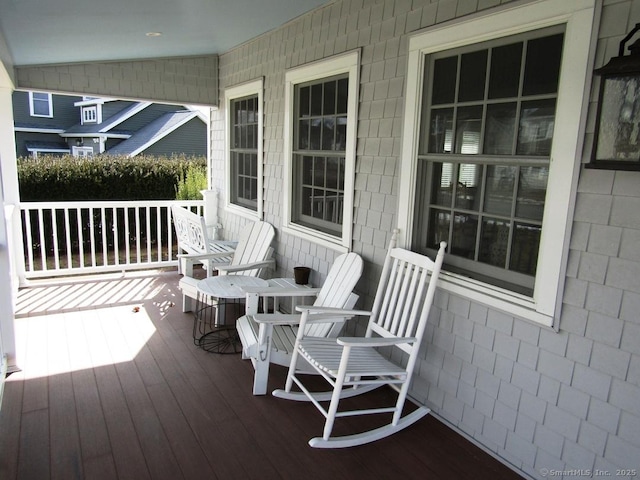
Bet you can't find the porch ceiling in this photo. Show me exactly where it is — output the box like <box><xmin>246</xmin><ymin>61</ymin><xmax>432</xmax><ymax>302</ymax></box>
<box><xmin>0</xmin><ymin>0</ymin><xmax>328</xmax><ymax>66</ymax></box>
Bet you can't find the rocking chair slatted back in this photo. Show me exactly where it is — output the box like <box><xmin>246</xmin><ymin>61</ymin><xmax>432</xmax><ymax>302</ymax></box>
<box><xmin>368</xmin><ymin>247</ymin><xmax>440</xmax><ymax>355</ymax></box>
<box><xmin>273</xmin><ymin>231</ymin><xmax>447</xmax><ymax>448</ymax></box>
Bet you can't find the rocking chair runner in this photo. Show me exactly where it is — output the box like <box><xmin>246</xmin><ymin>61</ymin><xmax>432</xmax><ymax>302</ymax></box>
<box><xmin>273</xmin><ymin>233</ymin><xmax>446</xmax><ymax>448</ymax></box>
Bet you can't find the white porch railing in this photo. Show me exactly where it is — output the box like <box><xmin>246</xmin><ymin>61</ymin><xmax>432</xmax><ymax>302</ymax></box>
<box><xmin>19</xmin><ymin>200</ymin><xmax>205</xmax><ymax>279</ymax></box>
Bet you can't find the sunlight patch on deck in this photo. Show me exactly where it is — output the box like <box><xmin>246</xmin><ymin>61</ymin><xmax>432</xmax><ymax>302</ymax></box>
<box><xmin>11</xmin><ymin>305</ymin><xmax>158</xmax><ymax>381</ymax></box>
<box><xmin>9</xmin><ymin>272</ymin><xmax>180</xmax><ymax>381</ymax></box>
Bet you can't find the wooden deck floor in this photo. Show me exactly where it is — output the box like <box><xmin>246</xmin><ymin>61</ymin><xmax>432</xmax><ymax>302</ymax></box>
<box><xmin>0</xmin><ymin>270</ymin><xmax>523</xmax><ymax>480</ymax></box>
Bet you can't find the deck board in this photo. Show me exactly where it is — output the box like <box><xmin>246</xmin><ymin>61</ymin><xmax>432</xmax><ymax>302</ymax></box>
<box><xmin>0</xmin><ymin>270</ymin><xmax>524</xmax><ymax>480</ymax></box>
<box><xmin>49</xmin><ymin>372</ymin><xmax>83</xmax><ymax>480</ymax></box>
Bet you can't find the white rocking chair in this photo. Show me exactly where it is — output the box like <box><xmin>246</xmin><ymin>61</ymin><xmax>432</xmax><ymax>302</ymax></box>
<box><xmin>236</xmin><ymin>252</ymin><xmax>363</xmax><ymax>395</ymax></box>
<box><xmin>273</xmin><ymin>233</ymin><xmax>446</xmax><ymax>448</ymax></box>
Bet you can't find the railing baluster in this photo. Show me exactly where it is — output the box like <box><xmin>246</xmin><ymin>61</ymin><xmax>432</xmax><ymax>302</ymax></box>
<box><xmin>146</xmin><ymin>206</ymin><xmax>151</xmax><ymax>264</ymax></box>
<box><xmin>77</xmin><ymin>208</ymin><xmax>85</xmax><ymax>268</ymax></box>
<box><xmin>89</xmin><ymin>207</ymin><xmax>97</xmax><ymax>267</ymax></box>
<box><xmin>168</xmin><ymin>207</ymin><xmax>174</xmax><ymax>263</ymax></box>
<box><xmin>125</xmin><ymin>206</ymin><xmax>131</xmax><ymax>265</ymax></box>
<box><xmin>100</xmin><ymin>207</ymin><xmax>109</xmax><ymax>266</ymax></box>
<box><xmin>51</xmin><ymin>208</ymin><xmax>60</xmax><ymax>270</ymax></box>
<box><xmin>113</xmin><ymin>207</ymin><xmax>120</xmax><ymax>266</ymax></box>
<box><xmin>64</xmin><ymin>207</ymin><xmax>72</xmax><ymax>269</ymax></box>
<box><xmin>24</xmin><ymin>210</ymin><xmax>35</xmax><ymax>273</ymax></box>
<box><xmin>156</xmin><ymin>206</ymin><xmax>162</xmax><ymax>262</ymax></box>
<box><xmin>135</xmin><ymin>206</ymin><xmax>141</xmax><ymax>264</ymax></box>
<box><xmin>37</xmin><ymin>208</ymin><xmax>47</xmax><ymax>271</ymax></box>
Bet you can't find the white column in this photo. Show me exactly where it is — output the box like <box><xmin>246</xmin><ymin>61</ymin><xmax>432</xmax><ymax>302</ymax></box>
<box><xmin>0</xmin><ymin>63</ymin><xmax>19</xmax><ymax>371</ymax></box>
<box><xmin>201</xmin><ymin>188</ymin><xmax>220</xmax><ymax>239</ymax></box>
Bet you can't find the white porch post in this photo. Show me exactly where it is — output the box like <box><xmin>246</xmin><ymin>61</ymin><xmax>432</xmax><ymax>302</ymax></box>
<box><xmin>0</xmin><ymin>58</ymin><xmax>21</xmax><ymax>373</ymax></box>
<box><xmin>201</xmin><ymin>188</ymin><xmax>221</xmax><ymax>240</ymax></box>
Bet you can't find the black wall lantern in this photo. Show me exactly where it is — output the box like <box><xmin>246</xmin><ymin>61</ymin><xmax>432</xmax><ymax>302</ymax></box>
<box><xmin>590</xmin><ymin>24</ymin><xmax>640</xmax><ymax>170</ymax></box>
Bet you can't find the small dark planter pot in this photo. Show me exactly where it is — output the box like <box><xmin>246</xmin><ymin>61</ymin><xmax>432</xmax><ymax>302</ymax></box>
<box><xmin>294</xmin><ymin>266</ymin><xmax>311</xmax><ymax>285</ymax></box>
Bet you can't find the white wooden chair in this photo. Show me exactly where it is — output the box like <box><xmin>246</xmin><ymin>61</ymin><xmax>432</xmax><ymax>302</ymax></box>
<box><xmin>273</xmin><ymin>234</ymin><xmax>446</xmax><ymax>448</ymax></box>
<box><xmin>171</xmin><ymin>205</ymin><xmax>236</xmax><ymax>278</ymax></box>
<box><xmin>236</xmin><ymin>252</ymin><xmax>363</xmax><ymax>395</ymax></box>
<box><xmin>173</xmin><ymin>206</ymin><xmax>276</xmax><ymax>312</ymax></box>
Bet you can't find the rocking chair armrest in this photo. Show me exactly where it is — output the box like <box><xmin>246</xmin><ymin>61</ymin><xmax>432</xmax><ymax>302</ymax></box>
<box><xmin>336</xmin><ymin>336</ymin><xmax>417</xmax><ymax>347</ymax></box>
<box><xmin>216</xmin><ymin>258</ymin><xmax>276</xmax><ymax>274</ymax></box>
<box><xmin>253</xmin><ymin>312</ymin><xmax>354</xmax><ymax>325</ymax></box>
<box><xmin>295</xmin><ymin>305</ymin><xmax>371</xmax><ymax>317</ymax></box>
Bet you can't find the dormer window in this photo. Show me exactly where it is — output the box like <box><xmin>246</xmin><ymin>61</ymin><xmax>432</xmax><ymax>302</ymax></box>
<box><xmin>82</xmin><ymin>106</ymin><xmax>98</xmax><ymax>124</ymax></box>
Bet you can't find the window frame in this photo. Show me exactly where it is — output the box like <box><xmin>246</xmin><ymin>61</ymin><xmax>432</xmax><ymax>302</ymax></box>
<box><xmin>82</xmin><ymin>106</ymin><xmax>98</xmax><ymax>124</ymax></box>
<box><xmin>29</xmin><ymin>92</ymin><xmax>53</xmax><ymax>118</ymax></box>
<box><xmin>398</xmin><ymin>0</ymin><xmax>597</xmax><ymax>327</ymax></box>
<box><xmin>283</xmin><ymin>50</ymin><xmax>360</xmax><ymax>253</ymax></box>
<box><xmin>224</xmin><ymin>78</ymin><xmax>264</xmax><ymax>220</ymax></box>
<box><xmin>415</xmin><ymin>26</ymin><xmax>564</xmax><ymax>296</ymax></box>
<box><xmin>72</xmin><ymin>146</ymin><xmax>94</xmax><ymax>158</ymax></box>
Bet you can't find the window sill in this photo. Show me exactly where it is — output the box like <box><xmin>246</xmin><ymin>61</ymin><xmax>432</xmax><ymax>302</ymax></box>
<box><xmin>438</xmin><ymin>271</ymin><xmax>554</xmax><ymax>328</ymax></box>
<box><xmin>282</xmin><ymin>224</ymin><xmax>349</xmax><ymax>254</ymax></box>
<box><xmin>225</xmin><ymin>203</ymin><xmax>261</xmax><ymax>222</ymax></box>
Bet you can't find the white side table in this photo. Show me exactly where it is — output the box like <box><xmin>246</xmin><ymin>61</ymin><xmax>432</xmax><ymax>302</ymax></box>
<box><xmin>194</xmin><ymin>275</ymin><xmax>269</xmax><ymax>353</ymax></box>
<box><xmin>265</xmin><ymin>277</ymin><xmax>315</xmax><ymax>313</ymax></box>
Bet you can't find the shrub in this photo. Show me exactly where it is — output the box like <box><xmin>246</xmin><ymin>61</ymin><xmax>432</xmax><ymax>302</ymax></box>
<box><xmin>18</xmin><ymin>154</ymin><xmax>207</xmax><ymax>201</ymax></box>
<box><xmin>175</xmin><ymin>163</ymin><xmax>208</xmax><ymax>200</ymax></box>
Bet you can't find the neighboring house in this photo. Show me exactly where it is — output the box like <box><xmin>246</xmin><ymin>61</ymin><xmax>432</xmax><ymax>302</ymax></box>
<box><xmin>12</xmin><ymin>91</ymin><xmax>207</xmax><ymax>158</ymax></box>
<box><xmin>12</xmin><ymin>91</ymin><xmax>82</xmax><ymax>158</ymax></box>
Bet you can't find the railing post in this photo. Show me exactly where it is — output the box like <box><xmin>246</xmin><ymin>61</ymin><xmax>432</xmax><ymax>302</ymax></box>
<box><xmin>201</xmin><ymin>188</ymin><xmax>221</xmax><ymax>240</ymax></box>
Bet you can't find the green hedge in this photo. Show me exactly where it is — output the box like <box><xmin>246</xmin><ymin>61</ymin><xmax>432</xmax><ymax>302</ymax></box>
<box><xmin>18</xmin><ymin>154</ymin><xmax>207</xmax><ymax>201</ymax></box>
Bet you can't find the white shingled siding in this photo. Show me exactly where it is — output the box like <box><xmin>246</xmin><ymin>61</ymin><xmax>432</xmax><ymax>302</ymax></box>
<box><xmin>211</xmin><ymin>1</ymin><xmax>640</xmax><ymax>478</ymax></box>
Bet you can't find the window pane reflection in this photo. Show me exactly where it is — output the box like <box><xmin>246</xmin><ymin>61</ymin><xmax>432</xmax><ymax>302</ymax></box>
<box><xmin>431</xmin><ymin>57</ymin><xmax>457</xmax><ymax>105</ymax></box>
<box><xmin>451</xmin><ymin>213</ymin><xmax>478</xmax><ymax>259</ymax></box>
<box><xmin>455</xmin><ymin>106</ymin><xmax>482</xmax><ymax>154</ymax></box>
<box><xmin>488</xmin><ymin>43</ymin><xmax>522</xmax><ymax>99</ymax></box>
<box><xmin>455</xmin><ymin>164</ymin><xmax>482</xmax><ymax>211</ymax></box>
<box><xmin>428</xmin><ymin>209</ymin><xmax>451</xmax><ymax>248</ymax></box>
<box><xmin>516</xmin><ymin>166</ymin><xmax>548</xmax><ymax>221</ymax></box>
<box><xmin>522</xmin><ymin>33</ymin><xmax>563</xmax><ymax>96</ymax></box>
<box><xmin>479</xmin><ymin>218</ymin><xmax>510</xmax><ymax>268</ymax></box>
<box><xmin>484</xmin><ymin>165</ymin><xmax>516</xmax><ymax>216</ymax></box>
<box><xmin>510</xmin><ymin>223</ymin><xmax>541</xmax><ymax>275</ymax></box>
<box><xmin>428</xmin><ymin>108</ymin><xmax>453</xmax><ymax>153</ymax></box>
<box><xmin>484</xmin><ymin>103</ymin><xmax>516</xmax><ymax>155</ymax></box>
<box><xmin>459</xmin><ymin>50</ymin><xmax>487</xmax><ymax>102</ymax></box>
<box><xmin>517</xmin><ymin>99</ymin><xmax>556</xmax><ymax>156</ymax></box>
<box><xmin>430</xmin><ymin>162</ymin><xmax>454</xmax><ymax>206</ymax></box>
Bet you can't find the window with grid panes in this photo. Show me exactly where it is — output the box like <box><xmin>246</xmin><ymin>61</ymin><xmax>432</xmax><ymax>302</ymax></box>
<box><xmin>413</xmin><ymin>27</ymin><xmax>564</xmax><ymax>296</ymax></box>
<box><xmin>292</xmin><ymin>75</ymin><xmax>348</xmax><ymax>236</ymax></box>
<box><xmin>230</xmin><ymin>94</ymin><xmax>259</xmax><ymax>211</ymax></box>
<box><xmin>29</xmin><ymin>92</ymin><xmax>53</xmax><ymax>117</ymax></box>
